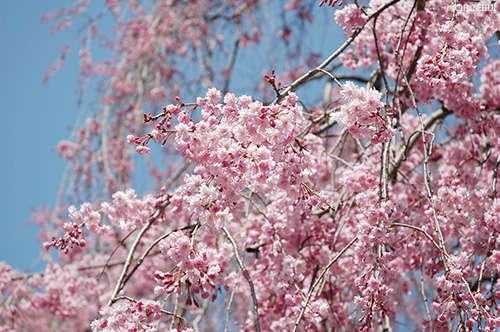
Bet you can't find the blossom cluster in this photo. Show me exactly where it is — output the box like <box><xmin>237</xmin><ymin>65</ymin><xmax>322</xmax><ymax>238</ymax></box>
<box><xmin>414</xmin><ymin>35</ymin><xmax>483</xmax><ymax>119</ymax></box>
<box><xmin>331</xmin><ymin>81</ymin><xmax>395</xmax><ymax>143</ymax></box>
<box><xmin>101</xmin><ymin>188</ymin><xmax>164</xmax><ymax>231</ymax></box>
<box><xmin>334</xmin><ymin>3</ymin><xmax>368</xmax><ymax>35</ymax></box>
<box><xmin>129</xmin><ymin>88</ymin><xmax>329</xmax><ymax>230</ymax></box>
<box><xmin>0</xmin><ymin>263</ymin><xmax>106</xmax><ymax>332</ymax></box>
<box><xmin>335</xmin><ymin>0</ymin><xmax>500</xmax><ymax>119</ymax></box>
<box><xmin>480</xmin><ymin>59</ymin><xmax>500</xmax><ymax>110</ymax></box>
<box><xmin>42</xmin><ymin>220</ymin><xmax>87</xmax><ymax>253</ymax></box>
<box><xmin>43</xmin><ymin>189</ymin><xmax>167</xmax><ymax>254</ymax></box>
<box><xmin>153</xmin><ymin>231</ymin><xmax>222</xmax><ymax>306</ymax></box>
<box><xmin>90</xmin><ymin>299</ymin><xmax>163</xmax><ymax>332</ymax></box>
<box><xmin>416</xmin><ymin>43</ymin><xmax>478</xmax><ymax>89</ymax></box>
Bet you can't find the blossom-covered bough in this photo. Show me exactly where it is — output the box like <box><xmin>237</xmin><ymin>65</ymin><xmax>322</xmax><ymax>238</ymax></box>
<box><xmin>2</xmin><ymin>0</ymin><xmax>500</xmax><ymax>331</ymax></box>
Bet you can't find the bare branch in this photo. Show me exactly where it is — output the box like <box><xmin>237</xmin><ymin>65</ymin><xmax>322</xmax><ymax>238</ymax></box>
<box><xmin>391</xmin><ymin>222</ymin><xmax>440</xmax><ymax>251</ymax></box>
<box><xmin>121</xmin><ymin>223</ymin><xmax>196</xmax><ymax>288</ymax></box>
<box><xmin>274</xmin><ymin>0</ymin><xmax>401</xmax><ymax>104</ymax></box>
<box><xmin>389</xmin><ymin>108</ymin><xmax>451</xmax><ymax>180</ymax></box>
<box><xmin>222</xmin><ymin>227</ymin><xmax>261</xmax><ymax>332</ymax></box>
<box><xmin>164</xmin><ymin>160</ymin><xmax>192</xmax><ymax>190</ymax></box>
<box><xmin>292</xmin><ymin>237</ymin><xmax>357</xmax><ymax>332</ymax></box>
<box><xmin>492</xmin><ymin>154</ymin><xmax>500</xmax><ymax>197</ymax></box>
<box><xmin>108</xmin><ymin>199</ymin><xmax>171</xmax><ymax>306</ymax></box>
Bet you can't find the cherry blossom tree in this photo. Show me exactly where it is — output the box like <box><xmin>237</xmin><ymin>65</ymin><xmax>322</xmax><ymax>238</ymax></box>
<box><xmin>2</xmin><ymin>0</ymin><xmax>500</xmax><ymax>331</ymax></box>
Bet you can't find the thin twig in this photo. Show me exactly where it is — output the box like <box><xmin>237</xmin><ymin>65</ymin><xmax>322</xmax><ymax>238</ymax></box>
<box><xmin>391</xmin><ymin>222</ymin><xmax>440</xmax><ymax>251</ymax></box>
<box><xmin>108</xmin><ymin>199</ymin><xmax>171</xmax><ymax>306</ymax></box>
<box><xmin>389</xmin><ymin>108</ymin><xmax>451</xmax><ymax>179</ymax></box>
<box><xmin>113</xmin><ymin>295</ymin><xmax>185</xmax><ymax>322</ymax></box>
<box><xmin>477</xmin><ymin>235</ymin><xmax>493</xmax><ymax>294</ymax></box>
<box><xmin>246</xmin><ymin>197</ymin><xmax>287</xmax><ymax>255</ymax></box>
<box><xmin>11</xmin><ymin>256</ymin><xmax>147</xmax><ymax>282</ymax></box>
<box><xmin>224</xmin><ymin>267</ymin><xmax>242</xmax><ymax>332</ymax></box>
<box><xmin>0</xmin><ymin>275</ymin><xmax>29</xmax><ymax>316</ymax></box>
<box><xmin>417</xmin><ymin>260</ymin><xmax>433</xmax><ymax>329</ymax></box>
<box><xmin>372</xmin><ymin>14</ymin><xmax>392</xmax><ymax>201</ymax></box>
<box><xmin>492</xmin><ymin>154</ymin><xmax>500</xmax><ymax>197</ymax></box>
<box><xmin>318</xmin><ymin>68</ymin><xmax>342</xmax><ymax>87</ymax></box>
<box><xmin>170</xmin><ymin>293</ymin><xmax>179</xmax><ymax>329</ymax></box>
<box><xmin>164</xmin><ymin>159</ymin><xmax>191</xmax><ymax>190</ymax></box>
<box><xmin>222</xmin><ymin>227</ymin><xmax>261</xmax><ymax>332</ymax></box>
<box><xmin>97</xmin><ymin>229</ymin><xmax>136</xmax><ymax>280</ymax></box>
<box><xmin>222</xmin><ymin>21</ymin><xmax>241</xmax><ymax>94</ymax></box>
<box><xmin>393</xmin><ymin>47</ymin><xmax>452</xmax><ymax>284</ymax></box>
<box><xmin>122</xmin><ymin>223</ymin><xmax>195</xmax><ymax>287</ymax></box>
<box><xmin>292</xmin><ymin>237</ymin><xmax>357</xmax><ymax>332</ymax></box>
<box><xmin>273</xmin><ymin>0</ymin><xmax>401</xmax><ymax>104</ymax></box>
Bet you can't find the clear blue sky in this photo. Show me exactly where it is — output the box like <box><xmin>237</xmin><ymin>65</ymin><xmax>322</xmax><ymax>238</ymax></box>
<box><xmin>0</xmin><ymin>1</ymin><xmax>82</xmax><ymax>271</ymax></box>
